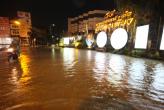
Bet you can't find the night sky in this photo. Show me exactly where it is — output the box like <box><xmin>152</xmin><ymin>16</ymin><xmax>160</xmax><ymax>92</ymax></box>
<box><xmin>0</xmin><ymin>0</ymin><xmax>115</xmax><ymax>33</ymax></box>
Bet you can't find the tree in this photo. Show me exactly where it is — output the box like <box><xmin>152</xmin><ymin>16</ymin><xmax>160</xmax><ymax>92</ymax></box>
<box><xmin>115</xmin><ymin>0</ymin><xmax>160</xmax><ymax>24</ymax></box>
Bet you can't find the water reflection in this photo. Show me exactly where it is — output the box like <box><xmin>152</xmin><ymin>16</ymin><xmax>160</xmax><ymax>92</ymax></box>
<box><xmin>128</xmin><ymin>59</ymin><xmax>145</xmax><ymax>89</ymax></box>
<box><xmin>63</xmin><ymin>48</ymin><xmax>77</xmax><ymax>76</ymax></box>
<box><xmin>63</xmin><ymin>48</ymin><xmax>75</xmax><ymax>65</ymax></box>
<box><xmin>9</xmin><ymin>55</ymin><xmax>31</xmax><ymax>91</ymax></box>
<box><xmin>92</xmin><ymin>51</ymin><xmax>164</xmax><ymax>104</ymax></box>
<box><xmin>86</xmin><ymin>50</ymin><xmax>92</xmax><ymax>61</ymax></box>
<box><xmin>74</xmin><ymin>49</ymin><xmax>79</xmax><ymax>59</ymax></box>
<box><xmin>109</xmin><ymin>55</ymin><xmax>126</xmax><ymax>74</ymax></box>
<box><xmin>51</xmin><ymin>48</ymin><xmax>55</xmax><ymax>61</ymax></box>
<box><xmin>152</xmin><ymin>64</ymin><xmax>164</xmax><ymax>101</ymax></box>
<box><xmin>19</xmin><ymin>54</ymin><xmax>31</xmax><ymax>84</ymax></box>
<box><xmin>93</xmin><ymin>53</ymin><xmax>127</xmax><ymax>85</ymax></box>
<box><xmin>108</xmin><ymin>55</ymin><xmax>126</xmax><ymax>85</ymax></box>
<box><xmin>93</xmin><ymin>52</ymin><xmax>107</xmax><ymax>82</ymax></box>
<box><xmin>153</xmin><ymin>63</ymin><xmax>164</xmax><ymax>90</ymax></box>
<box><xmin>10</xmin><ymin>67</ymin><xmax>21</xmax><ymax>85</ymax></box>
<box><xmin>1</xmin><ymin>47</ymin><xmax>164</xmax><ymax>110</ymax></box>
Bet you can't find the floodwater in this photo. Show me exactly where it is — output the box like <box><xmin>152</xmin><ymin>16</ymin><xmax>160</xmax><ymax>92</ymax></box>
<box><xmin>0</xmin><ymin>47</ymin><xmax>164</xmax><ymax>110</ymax></box>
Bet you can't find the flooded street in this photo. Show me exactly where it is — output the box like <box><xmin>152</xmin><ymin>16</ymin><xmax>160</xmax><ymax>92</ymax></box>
<box><xmin>0</xmin><ymin>47</ymin><xmax>164</xmax><ymax>110</ymax></box>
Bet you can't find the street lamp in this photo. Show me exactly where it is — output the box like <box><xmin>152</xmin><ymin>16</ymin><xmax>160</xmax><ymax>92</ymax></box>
<box><xmin>52</xmin><ymin>24</ymin><xmax>55</xmax><ymax>27</ymax></box>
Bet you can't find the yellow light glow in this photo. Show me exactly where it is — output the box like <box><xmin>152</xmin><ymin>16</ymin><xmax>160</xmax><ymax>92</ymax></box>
<box><xmin>75</xmin><ymin>42</ymin><xmax>80</xmax><ymax>47</ymax></box>
<box><xmin>19</xmin><ymin>54</ymin><xmax>31</xmax><ymax>83</ymax></box>
<box><xmin>95</xmin><ymin>10</ymin><xmax>134</xmax><ymax>33</ymax></box>
<box><xmin>14</xmin><ymin>21</ymin><xmax>21</xmax><ymax>25</ymax></box>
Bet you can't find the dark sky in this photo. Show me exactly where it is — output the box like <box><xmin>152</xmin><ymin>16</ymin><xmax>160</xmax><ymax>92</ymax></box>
<box><xmin>0</xmin><ymin>0</ymin><xmax>115</xmax><ymax>33</ymax></box>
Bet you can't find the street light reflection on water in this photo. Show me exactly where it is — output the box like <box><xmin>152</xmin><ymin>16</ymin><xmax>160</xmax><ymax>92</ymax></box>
<box><xmin>19</xmin><ymin>54</ymin><xmax>31</xmax><ymax>84</ymax></box>
<box><xmin>10</xmin><ymin>54</ymin><xmax>31</xmax><ymax>88</ymax></box>
<box><xmin>0</xmin><ymin>47</ymin><xmax>164</xmax><ymax>110</ymax></box>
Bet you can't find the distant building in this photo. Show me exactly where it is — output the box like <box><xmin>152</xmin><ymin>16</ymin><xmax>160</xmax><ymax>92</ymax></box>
<box><xmin>0</xmin><ymin>17</ymin><xmax>12</xmax><ymax>48</ymax></box>
<box><xmin>0</xmin><ymin>17</ymin><xmax>10</xmax><ymax>38</ymax></box>
<box><xmin>0</xmin><ymin>11</ymin><xmax>32</xmax><ymax>48</ymax></box>
<box><xmin>68</xmin><ymin>10</ymin><xmax>108</xmax><ymax>35</ymax></box>
<box><xmin>17</xmin><ymin>11</ymin><xmax>32</xmax><ymax>45</ymax></box>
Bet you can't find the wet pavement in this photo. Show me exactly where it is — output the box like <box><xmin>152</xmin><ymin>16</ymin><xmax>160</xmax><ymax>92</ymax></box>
<box><xmin>0</xmin><ymin>47</ymin><xmax>164</xmax><ymax>110</ymax></box>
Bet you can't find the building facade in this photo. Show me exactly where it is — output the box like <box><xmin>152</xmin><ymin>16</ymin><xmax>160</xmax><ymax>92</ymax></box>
<box><xmin>0</xmin><ymin>17</ymin><xmax>12</xmax><ymax>48</ymax></box>
<box><xmin>68</xmin><ymin>10</ymin><xmax>108</xmax><ymax>35</ymax></box>
<box><xmin>0</xmin><ymin>17</ymin><xmax>10</xmax><ymax>38</ymax></box>
<box><xmin>0</xmin><ymin>11</ymin><xmax>32</xmax><ymax>47</ymax></box>
<box><xmin>10</xmin><ymin>19</ymin><xmax>20</xmax><ymax>38</ymax></box>
<box><xmin>17</xmin><ymin>11</ymin><xmax>32</xmax><ymax>45</ymax></box>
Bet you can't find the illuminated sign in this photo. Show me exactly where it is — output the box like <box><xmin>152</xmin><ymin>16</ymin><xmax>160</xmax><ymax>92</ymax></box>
<box><xmin>110</xmin><ymin>28</ymin><xmax>128</xmax><ymax>49</ymax></box>
<box><xmin>86</xmin><ymin>39</ymin><xmax>94</xmax><ymax>47</ymax></box>
<box><xmin>96</xmin><ymin>31</ymin><xmax>107</xmax><ymax>48</ymax></box>
<box><xmin>95</xmin><ymin>10</ymin><xmax>164</xmax><ymax>51</ymax></box>
<box><xmin>64</xmin><ymin>38</ymin><xmax>70</xmax><ymax>45</ymax></box>
<box><xmin>96</xmin><ymin>10</ymin><xmax>134</xmax><ymax>33</ymax></box>
<box><xmin>0</xmin><ymin>37</ymin><xmax>13</xmax><ymax>44</ymax></box>
<box><xmin>96</xmin><ymin>25</ymin><xmax>164</xmax><ymax>50</ymax></box>
<box><xmin>134</xmin><ymin>25</ymin><xmax>149</xmax><ymax>49</ymax></box>
<box><xmin>86</xmin><ymin>34</ymin><xmax>94</xmax><ymax>48</ymax></box>
<box><xmin>160</xmin><ymin>27</ymin><xmax>164</xmax><ymax>50</ymax></box>
<box><xmin>76</xmin><ymin>35</ymin><xmax>82</xmax><ymax>41</ymax></box>
<box><xmin>104</xmin><ymin>10</ymin><xmax>116</xmax><ymax>19</ymax></box>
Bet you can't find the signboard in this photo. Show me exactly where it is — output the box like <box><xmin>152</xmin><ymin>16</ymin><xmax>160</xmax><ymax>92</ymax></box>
<box><xmin>0</xmin><ymin>17</ymin><xmax>10</xmax><ymax>37</ymax></box>
<box><xmin>0</xmin><ymin>37</ymin><xmax>13</xmax><ymax>44</ymax></box>
<box><xmin>96</xmin><ymin>10</ymin><xmax>134</xmax><ymax>33</ymax></box>
<box><xmin>96</xmin><ymin>31</ymin><xmax>107</xmax><ymax>48</ymax></box>
<box><xmin>160</xmin><ymin>27</ymin><xmax>164</xmax><ymax>50</ymax></box>
<box><xmin>134</xmin><ymin>25</ymin><xmax>149</xmax><ymax>49</ymax></box>
<box><xmin>64</xmin><ymin>38</ymin><xmax>70</xmax><ymax>45</ymax></box>
<box><xmin>86</xmin><ymin>34</ymin><xmax>94</xmax><ymax>48</ymax></box>
<box><xmin>110</xmin><ymin>28</ymin><xmax>128</xmax><ymax>49</ymax></box>
<box><xmin>96</xmin><ymin>25</ymin><xmax>164</xmax><ymax>51</ymax></box>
